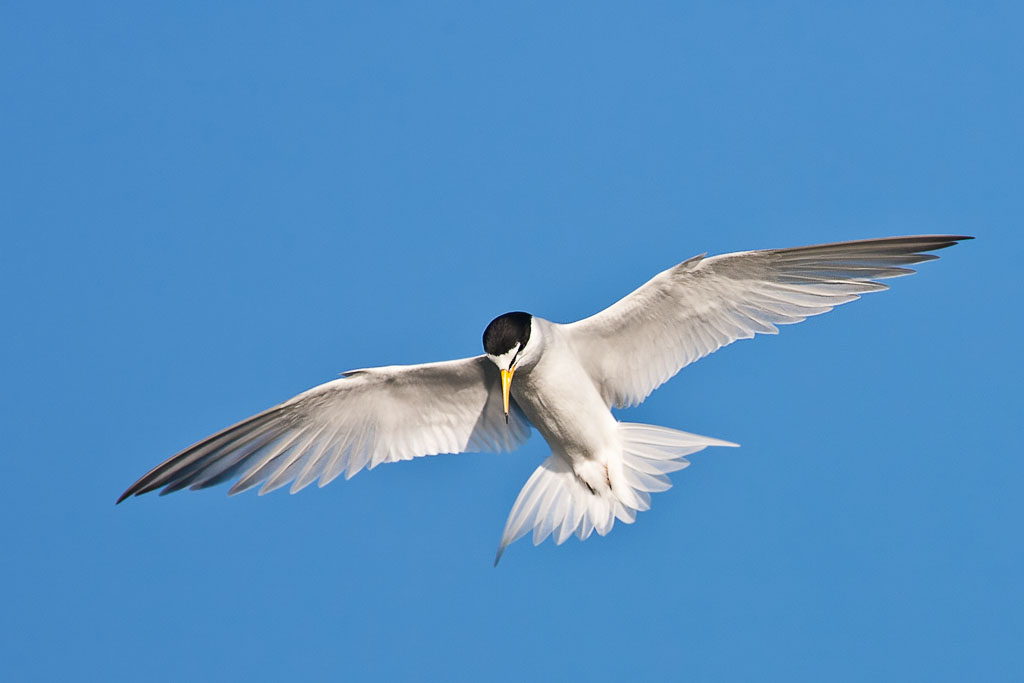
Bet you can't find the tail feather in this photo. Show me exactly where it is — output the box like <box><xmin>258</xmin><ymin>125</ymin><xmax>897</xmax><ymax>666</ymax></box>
<box><xmin>494</xmin><ymin>422</ymin><xmax>738</xmax><ymax>564</ymax></box>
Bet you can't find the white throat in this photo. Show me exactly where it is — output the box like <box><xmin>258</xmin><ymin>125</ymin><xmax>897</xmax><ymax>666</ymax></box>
<box><xmin>487</xmin><ymin>343</ymin><xmax>520</xmax><ymax>371</ymax></box>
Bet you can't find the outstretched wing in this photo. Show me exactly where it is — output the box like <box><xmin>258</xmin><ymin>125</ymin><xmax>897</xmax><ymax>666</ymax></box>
<box><xmin>118</xmin><ymin>356</ymin><xmax>532</xmax><ymax>501</ymax></box>
<box><xmin>565</xmin><ymin>235</ymin><xmax>971</xmax><ymax>408</ymax></box>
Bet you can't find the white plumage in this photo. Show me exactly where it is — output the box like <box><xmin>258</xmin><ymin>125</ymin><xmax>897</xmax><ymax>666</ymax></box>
<box><xmin>119</xmin><ymin>358</ymin><xmax>530</xmax><ymax>498</ymax></box>
<box><xmin>119</xmin><ymin>235</ymin><xmax>969</xmax><ymax>563</ymax></box>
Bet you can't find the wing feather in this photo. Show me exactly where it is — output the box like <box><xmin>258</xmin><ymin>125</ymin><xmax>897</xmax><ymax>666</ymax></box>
<box><xmin>118</xmin><ymin>356</ymin><xmax>531</xmax><ymax>502</ymax></box>
<box><xmin>566</xmin><ymin>235</ymin><xmax>971</xmax><ymax>408</ymax></box>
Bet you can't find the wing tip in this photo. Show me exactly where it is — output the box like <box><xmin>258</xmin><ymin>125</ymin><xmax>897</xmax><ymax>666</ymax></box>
<box><xmin>921</xmin><ymin>234</ymin><xmax>974</xmax><ymax>252</ymax></box>
<box><xmin>117</xmin><ymin>479</ymin><xmax>163</xmax><ymax>504</ymax></box>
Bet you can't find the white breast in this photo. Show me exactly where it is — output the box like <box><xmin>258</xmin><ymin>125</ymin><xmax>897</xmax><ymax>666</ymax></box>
<box><xmin>510</xmin><ymin>319</ymin><xmax>620</xmax><ymax>471</ymax></box>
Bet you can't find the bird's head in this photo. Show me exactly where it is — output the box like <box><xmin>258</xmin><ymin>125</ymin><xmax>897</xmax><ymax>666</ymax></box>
<box><xmin>483</xmin><ymin>312</ymin><xmax>533</xmax><ymax>423</ymax></box>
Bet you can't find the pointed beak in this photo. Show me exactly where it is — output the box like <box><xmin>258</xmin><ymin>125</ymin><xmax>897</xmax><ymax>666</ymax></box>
<box><xmin>500</xmin><ymin>367</ymin><xmax>515</xmax><ymax>424</ymax></box>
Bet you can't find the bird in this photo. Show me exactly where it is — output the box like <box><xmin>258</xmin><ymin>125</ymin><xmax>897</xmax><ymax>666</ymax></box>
<box><xmin>118</xmin><ymin>234</ymin><xmax>971</xmax><ymax>564</ymax></box>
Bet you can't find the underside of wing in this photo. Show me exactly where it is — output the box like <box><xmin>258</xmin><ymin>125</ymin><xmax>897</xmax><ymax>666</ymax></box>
<box><xmin>566</xmin><ymin>235</ymin><xmax>972</xmax><ymax>408</ymax></box>
<box><xmin>118</xmin><ymin>356</ymin><xmax>532</xmax><ymax>502</ymax></box>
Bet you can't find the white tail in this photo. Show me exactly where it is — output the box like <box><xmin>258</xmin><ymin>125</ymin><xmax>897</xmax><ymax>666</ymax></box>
<box><xmin>494</xmin><ymin>422</ymin><xmax>738</xmax><ymax>564</ymax></box>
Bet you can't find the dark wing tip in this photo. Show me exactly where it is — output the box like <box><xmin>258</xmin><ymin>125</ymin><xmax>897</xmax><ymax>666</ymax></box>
<box><xmin>923</xmin><ymin>234</ymin><xmax>974</xmax><ymax>248</ymax></box>
<box><xmin>117</xmin><ymin>477</ymin><xmax>163</xmax><ymax>504</ymax></box>
<box><xmin>116</xmin><ymin>479</ymin><xmax>158</xmax><ymax>504</ymax></box>
<box><xmin>910</xmin><ymin>234</ymin><xmax>974</xmax><ymax>251</ymax></box>
<box><xmin>114</xmin><ymin>408</ymin><xmax>286</xmax><ymax>506</ymax></box>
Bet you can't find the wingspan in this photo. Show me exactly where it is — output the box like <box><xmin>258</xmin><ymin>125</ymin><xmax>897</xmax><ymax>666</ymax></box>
<box><xmin>565</xmin><ymin>235</ymin><xmax>972</xmax><ymax>408</ymax></box>
<box><xmin>118</xmin><ymin>356</ymin><xmax>532</xmax><ymax>502</ymax></box>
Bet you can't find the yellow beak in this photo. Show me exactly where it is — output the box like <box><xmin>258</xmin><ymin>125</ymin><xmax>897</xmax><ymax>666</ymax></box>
<box><xmin>500</xmin><ymin>367</ymin><xmax>515</xmax><ymax>424</ymax></box>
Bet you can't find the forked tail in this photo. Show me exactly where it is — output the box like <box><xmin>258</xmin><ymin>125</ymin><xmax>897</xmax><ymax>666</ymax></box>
<box><xmin>495</xmin><ymin>422</ymin><xmax>738</xmax><ymax>564</ymax></box>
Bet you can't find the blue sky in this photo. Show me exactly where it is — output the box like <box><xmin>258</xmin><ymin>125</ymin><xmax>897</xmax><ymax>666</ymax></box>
<box><xmin>2</xmin><ymin>2</ymin><xmax>1020</xmax><ymax>681</ymax></box>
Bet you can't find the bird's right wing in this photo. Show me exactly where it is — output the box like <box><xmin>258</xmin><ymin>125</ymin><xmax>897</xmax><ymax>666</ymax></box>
<box><xmin>565</xmin><ymin>235</ymin><xmax>971</xmax><ymax>408</ymax></box>
<box><xmin>118</xmin><ymin>356</ymin><xmax>532</xmax><ymax>502</ymax></box>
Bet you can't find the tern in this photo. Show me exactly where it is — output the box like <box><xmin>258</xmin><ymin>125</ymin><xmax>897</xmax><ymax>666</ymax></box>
<box><xmin>119</xmin><ymin>234</ymin><xmax>970</xmax><ymax>563</ymax></box>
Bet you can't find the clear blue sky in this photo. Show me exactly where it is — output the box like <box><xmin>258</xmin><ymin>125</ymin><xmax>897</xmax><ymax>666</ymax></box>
<box><xmin>2</xmin><ymin>2</ymin><xmax>1020</xmax><ymax>681</ymax></box>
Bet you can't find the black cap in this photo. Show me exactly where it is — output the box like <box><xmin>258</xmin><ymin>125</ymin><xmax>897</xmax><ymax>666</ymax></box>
<box><xmin>483</xmin><ymin>312</ymin><xmax>532</xmax><ymax>357</ymax></box>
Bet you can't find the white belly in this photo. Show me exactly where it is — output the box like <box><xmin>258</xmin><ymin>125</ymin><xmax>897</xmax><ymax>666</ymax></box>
<box><xmin>510</xmin><ymin>325</ymin><xmax>621</xmax><ymax>492</ymax></box>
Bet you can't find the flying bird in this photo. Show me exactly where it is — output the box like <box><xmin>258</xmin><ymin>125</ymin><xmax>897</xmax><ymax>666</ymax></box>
<box><xmin>119</xmin><ymin>235</ymin><xmax>970</xmax><ymax>563</ymax></box>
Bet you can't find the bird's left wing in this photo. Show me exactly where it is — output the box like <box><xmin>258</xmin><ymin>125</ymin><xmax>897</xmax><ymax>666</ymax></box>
<box><xmin>565</xmin><ymin>235</ymin><xmax>971</xmax><ymax>408</ymax></box>
<box><xmin>118</xmin><ymin>355</ymin><xmax>531</xmax><ymax>502</ymax></box>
